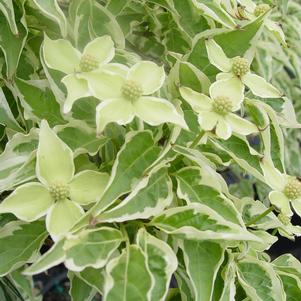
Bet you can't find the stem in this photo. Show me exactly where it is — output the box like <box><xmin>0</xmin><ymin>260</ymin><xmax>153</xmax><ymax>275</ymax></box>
<box><xmin>246</xmin><ymin>206</ymin><xmax>275</xmax><ymax>227</ymax></box>
<box><xmin>190</xmin><ymin>131</ymin><xmax>204</xmax><ymax>148</ymax></box>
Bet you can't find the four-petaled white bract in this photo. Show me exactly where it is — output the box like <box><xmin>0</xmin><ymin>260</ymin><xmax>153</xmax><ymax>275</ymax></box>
<box><xmin>261</xmin><ymin>159</ymin><xmax>301</xmax><ymax>218</ymax></box>
<box><xmin>0</xmin><ymin>120</ymin><xmax>109</xmax><ymax>240</ymax></box>
<box><xmin>180</xmin><ymin>86</ymin><xmax>258</xmax><ymax>139</ymax></box>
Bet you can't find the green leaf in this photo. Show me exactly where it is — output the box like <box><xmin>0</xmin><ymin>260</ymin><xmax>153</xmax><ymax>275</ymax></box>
<box><xmin>273</xmin><ymin>254</ymin><xmax>301</xmax><ymax>280</ymax></box>
<box><xmin>91</xmin><ymin>2</ymin><xmax>125</xmax><ymax>48</ymax></box>
<box><xmin>64</xmin><ymin>227</ymin><xmax>124</xmax><ymax>271</ymax></box>
<box><xmin>0</xmin><ymin>129</ymin><xmax>37</xmax><ymax>193</ymax></box>
<box><xmin>237</xmin><ymin>257</ymin><xmax>285</xmax><ymax>301</ymax></box>
<box><xmin>76</xmin><ymin>267</ymin><xmax>105</xmax><ymax>295</ymax></box>
<box><xmin>0</xmin><ymin>0</ymin><xmax>18</xmax><ymax>34</ymax></box>
<box><xmin>32</xmin><ymin>0</ymin><xmax>67</xmax><ymax>37</ymax></box>
<box><xmin>103</xmin><ymin>245</ymin><xmax>153</xmax><ymax>301</ymax></box>
<box><xmin>68</xmin><ymin>272</ymin><xmax>96</xmax><ymax>301</ymax></box>
<box><xmin>0</xmin><ymin>88</ymin><xmax>23</xmax><ymax>132</ymax></box>
<box><xmin>209</xmin><ymin>135</ymin><xmax>264</xmax><ymax>181</ymax></box>
<box><xmin>0</xmin><ymin>221</ymin><xmax>47</xmax><ymax>276</ymax></box>
<box><xmin>24</xmin><ymin>240</ymin><xmax>65</xmax><ymax>275</ymax></box>
<box><xmin>56</xmin><ymin>122</ymin><xmax>108</xmax><ymax>155</ymax></box>
<box><xmin>176</xmin><ymin>167</ymin><xmax>242</xmax><ymax>225</ymax></box>
<box><xmin>278</xmin><ymin>272</ymin><xmax>301</xmax><ymax>301</ymax></box>
<box><xmin>0</xmin><ymin>7</ymin><xmax>27</xmax><ymax>78</ymax></box>
<box><xmin>98</xmin><ymin>167</ymin><xmax>172</xmax><ymax>223</ymax></box>
<box><xmin>15</xmin><ymin>78</ymin><xmax>67</xmax><ymax>127</ymax></box>
<box><xmin>72</xmin><ymin>131</ymin><xmax>161</xmax><ymax>231</ymax></box>
<box><xmin>137</xmin><ymin>228</ymin><xmax>177</xmax><ymax>301</ymax></box>
<box><xmin>150</xmin><ymin>203</ymin><xmax>259</xmax><ymax>241</ymax></box>
<box><xmin>180</xmin><ymin>240</ymin><xmax>224</xmax><ymax>301</ymax></box>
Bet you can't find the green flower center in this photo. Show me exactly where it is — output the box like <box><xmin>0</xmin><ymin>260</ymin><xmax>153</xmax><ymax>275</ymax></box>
<box><xmin>232</xmin><ymin>57</ymin><xmax>249</xmax><ymax>77</ymax></box>
<box><xmin>79</xmin><ymin>54</ymin><xmax>99</xmax><ymax>72</ymax></box>
<box><xmin>49</xmin><ymin>182</ymin><xmax>70</xmax><ymax>202</ymax></box>
<box><xmin>278</xmin><ymin>212</ymin><xmax>291</xmax><ymax>225</ymax></box>
<box><xmin>121</xmin><ymin>80</ymin><xmax>143</xmax><ymax>101</ymax></box>
<box><xmin>254</xmin><ymin>4</ymin><xmax>270</xmax><ymax>17</ymax></box>
<box><xmin>283</xmin><ymin>179</ymin><xmax>301</xmax><ymax>200</ymax></box>
<box><xmin>212</xmin><ymin>96</ymin><xmax>233</xmax><ymax>115</ymax></box>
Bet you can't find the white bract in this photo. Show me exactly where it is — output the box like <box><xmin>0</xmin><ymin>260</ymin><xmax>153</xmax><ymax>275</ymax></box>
<box><xmin>205</xmin><ymin>39</ymin><xmax>282</xmax><ymax>106</ymax></box>
<box><xmin>261</xmin><ymin>159</ymin><xmax>301</xmax><ymax>218</ymax></box>
<box><xmin>43</xmin><ymin>35</ymin><xmax>116</xmax><ymax>113</ymax></box>
<box><xmin>0</xmin><ymin>120</ymin><xmax>109</xmax><ymax>240</ymax></box>
<box><xmin>79</xmin><ymin>61</ymin><xmax>188</xmax><ymax>134</ymax></box>
<box><xmin>180</xmin><ymin>86</ymin><xmax>257</xmax><ymax>140</ymax></box>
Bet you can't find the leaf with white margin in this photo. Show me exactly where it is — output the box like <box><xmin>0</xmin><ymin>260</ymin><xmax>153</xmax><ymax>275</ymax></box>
<box><xmin>209</xmin><ymin>135</ymin><xmax>264</xmax><ymax>181</ymax></box>
<box><xmin>273</xmin><ymin>254</ymin><xmax>301</xmax><ymax>280</ymax></box>
<box><xmin>76</xmin><ymin>267</ymin><xmax>105</xmax><ymax>294</ymax></box>
<box><xmin>0</xmin><ymin>128</ymin><xmax>38</xmax><ymax>193</ymax></box>
<box><xmin>176</xmin><ymin>167</ymin><xmax>243</xmax><ymax>225</ymax></box>
<box><xmin>97</xmin><ymin>167</ymin><xmax>172</xmax><ymax>223</ymax></box>
<box><xmin>68</xmin><ymin>272</ymin><xmax>96</xmax><ymax>301</ymax></box>
<box><xmin>172</xmin><ymin>145</ymin><xmax>229</xmax><ymax>193</ymax></box>
<box><xmin>103</xmin><ymin>245</ymin><xmax>153</xmax><ymax>301</ymax></box>
<box><xmin>237</xmin><ymin>257</ymin><xmax>285</xmax><ymax>301</ymax></box>
<box><xmin>175</xmin><ymin>267</ymin><xmax>195</xmax><ymax>301</ymax></box>
<box><xmin>191</xmin><ymin>0</ymin><xmax>236</xmax><ymax>29</ymax></box>
<box><xmin>56</xmin><ymin>121</ymin><xmax>108</xmax><ymax>156</ymax></box>
<box><xmin>278</xmin><ymin>271</ymin><xmax>301</xmax><ymax>300</ymax></box>
<box><xmin>32</xmin><ymin>0</ymin><xmax>67</xmax><ymax>37</ymax></box>
<box><xmin>248</xmin><ymin>230</ymin><xmax>278</xmax><ymax>252</ymax></box>
<box><xmin>24</xmin><ymin>240</ymin><xmax>66</xmax><ymax>275</ymax></box>
<box><xmin>71</xmin><ymin>131</ymin><xmax>161</xmax><ymax>232</ymax></box>
<box><xmin>219</xmin><ymin>253</ymin><xmax>237</xmax><ymax>301</ymax></box>
<box><xmin>0</xmin><ymin>88</ymin><xmax>23</xmax><ymax>132</ymax></box>
<box><xmin>150</xmin><ymin>203</ymin><xmax>260</xmax><ymax>241</ymax></box>
<box><xmin>0</xmin><ymin>221</ymin><xmax>47</xmax><ymax>276</ymax></box>
<box><xmin>0</xmin><ymin>0</ymin><xmax>18</xmax><ymax>34</ymax></box>
<box><xmin>15</xmin><ymin>78</ymin><xmax>67</xmax><ymax>127</ymax></box>
<box><xmin>137</xmin><ymin>228</ymin><xmax>177</xmax><ymax>301</ymax></box>
<box><xmin>64</xmin><ymin>227</ymin><xmax>124</xmax><ymax>272</ymax></box>
<box><xmin>180</xmin><ymin>239</ymin><xmax>224</xmax><ymax>301</ymax></box>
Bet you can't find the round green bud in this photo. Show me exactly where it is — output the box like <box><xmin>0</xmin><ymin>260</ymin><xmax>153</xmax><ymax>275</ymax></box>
<box><xmin>121</xmin><ymin>80</ymin><xmax>143</xmax><ymax>101</ymax></box>
<box><xmin>212</xmin><ymin>96</ymin><xmax>233</xmax><ymax>115</ymax></box>
<box><xmin>254</xmin><ymin>4</ymin><xmax>270</xmax><ymax>17</ymax></box>
<box><xmin>49</xmin><ymin>182</ymin><xmax>70</xmax><ymax>202</ymax></box>
<box><xmin>278</xmin><ymin>212</ymin><xmax>291</xmax><ymax>225</ymax></box>
<box><xmin>283</xmin><ymin>179</ymin><xmax>301</xmax><ymax>200</ymax></box>
<box><xmin>79</xmin><ymin>54</ymin><xmax>99</xmax><ymax>72</ymax></box>
<box><xmin>232</xmin><ymin>57</ymin><xmax>250</xmax><ymax>77</ymax></box>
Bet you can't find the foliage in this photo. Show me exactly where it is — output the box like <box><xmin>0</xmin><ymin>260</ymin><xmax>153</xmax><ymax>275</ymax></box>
<box><xmin>0</xmin><ymin>0</ymin><xmax>301</xmax><ymax>300</ymax></box>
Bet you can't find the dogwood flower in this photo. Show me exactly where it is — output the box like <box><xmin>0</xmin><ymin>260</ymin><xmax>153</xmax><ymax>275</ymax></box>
<box><xmin>237</xmin><ymin>1</ymin><xmax>286</xmax><ymax>46</ymax></box>
<box><xmin>0</xmin><ymin>121</ymin><xmax>109</xmax><ymax>240</ymax></box>
<box><xmin>179</xmin><ymin>86</ymin><xmax>257</xmax><ymax>139</ymax></box>
<box><xmin>205</xmin><ymin>39</ymin><xmax>282</xmax><ymax>106</ymax></box>
<box><xmin>261</xmin><ymin>159</ymin><xmax>301</xmax><ymax>218</ymax></box>
<box><xmin>43</xmin><ymin>35</ymin><xmax>117</xmax><ymax>113</ymax></box>
<box><xmin>78</xmin><ymin>61</ymin><xmax>188</xmax><ymax>134</ymax></box>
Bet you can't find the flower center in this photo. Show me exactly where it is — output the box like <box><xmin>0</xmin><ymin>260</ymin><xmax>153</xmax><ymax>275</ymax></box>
<box><xmin>121</xmin><ymin>80</ymin><xmax>143</xmax><ymax>101</ymax></box>
<box><xmin>283</xmin><ymin>179</ymin><xmax>301</xmax><ymax>200</ymax></box>
<box><xmin>49</xmin><ymin>182</ymin><xmax>70</xmax><ymax>202</ymax></box>
<box><xmin>212</xmin><ymin>96</ymin><xmax>233</xmax><ymax>115</ymax></box>
<box><xmin>79</xmin><ymin>54</ymin><xmax>99</xmax><ymax>72</ymax></box>
<box><xmin>254</xmin><ymin>4</ymin><xmax>270</xmax><ymax>17</ymax></box>
<box><xmin>232</xmin><ymin>57</ymin><xmax>249</xmax><ymax>77</ymax></box>
<box><xmin>278</xmin><ymin>212</ymin><xmax>291</xmax><ymax>225</ymax></box>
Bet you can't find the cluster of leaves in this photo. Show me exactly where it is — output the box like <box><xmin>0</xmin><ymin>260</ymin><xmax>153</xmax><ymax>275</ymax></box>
<box><xmin>0</xmin><ymin>0</ymin><xmax>301</xmax><ymax>300</ymax></box>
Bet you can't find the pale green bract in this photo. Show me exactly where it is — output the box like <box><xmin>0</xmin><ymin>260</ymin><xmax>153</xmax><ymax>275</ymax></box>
<box><xmin>0</xmin><ymin>120</ymin><xmax>109</xmax><ymax>240</ymax></box>
<box><xmin>0</xmin><ymin>0</ymin><xmax>301</xmax><ymax>300</ymax></box>
<box><xmin>180</xmin><ymin>86</ymin><xmax>258</xmax><ymax>139</ymax></box>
